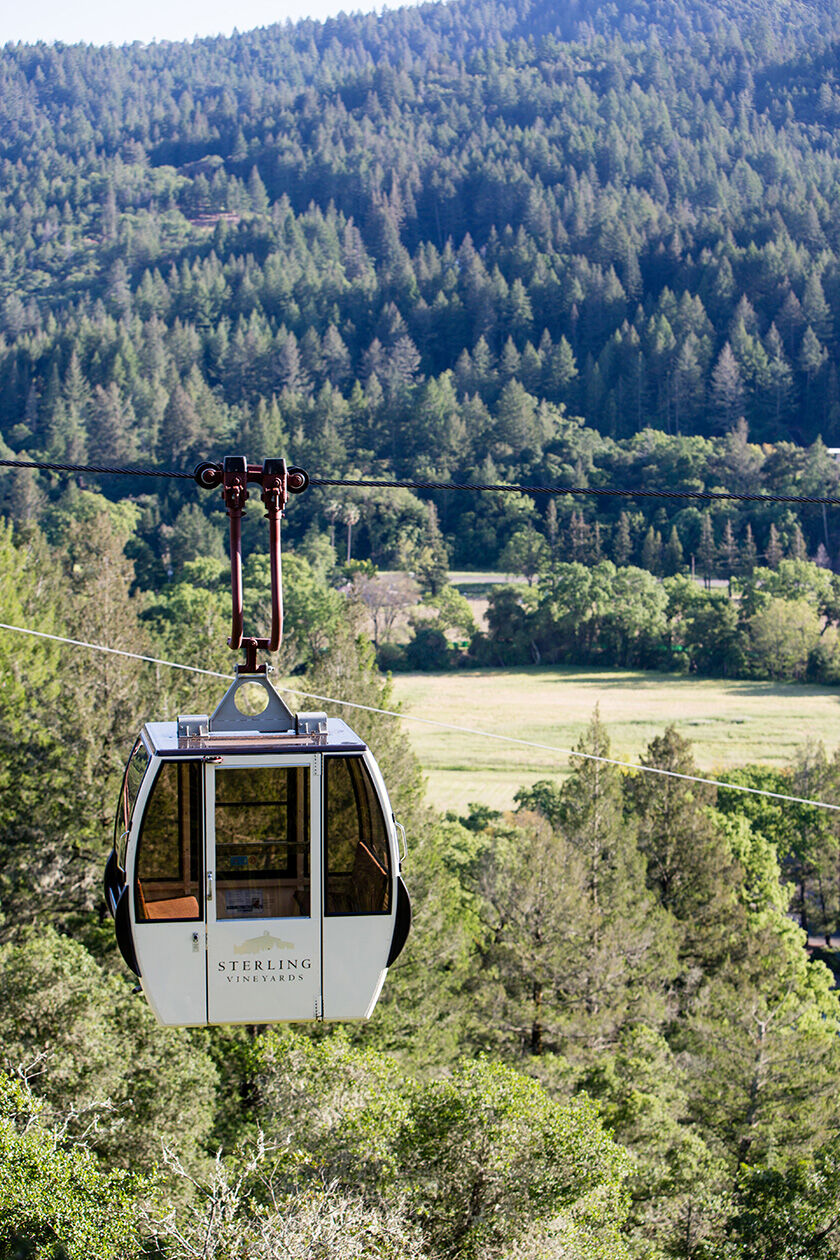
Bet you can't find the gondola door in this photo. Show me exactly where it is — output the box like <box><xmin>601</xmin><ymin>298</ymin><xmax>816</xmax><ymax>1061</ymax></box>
<box><xmin>205</xmin><ymin>756</ymin><xmax>322</xmax><ymax>1024</ymax></box>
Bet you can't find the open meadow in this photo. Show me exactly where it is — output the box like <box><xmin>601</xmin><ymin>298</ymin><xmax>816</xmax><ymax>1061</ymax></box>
<box><xmin>389</xmin><ymin>667</ymin><xmax>840</xmax><ymax>815</ymax></box>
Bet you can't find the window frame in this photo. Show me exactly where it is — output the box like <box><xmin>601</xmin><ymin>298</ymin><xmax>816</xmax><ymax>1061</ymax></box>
<box><xmin>114</xmin><ymin>736</ymin><xmax>151</xmax><ymax>874</ymax></box>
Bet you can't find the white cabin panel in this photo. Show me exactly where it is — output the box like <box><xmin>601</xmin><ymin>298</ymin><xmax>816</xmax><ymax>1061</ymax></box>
<box><xmin>322</xmin><ymin>917</ymin><xmax>391</xmax><ymax>1019</ymax></box>
<box><xmin>134</xmin><ymin>923</ymin><xmax>207</xmax><ymax>1025</ymax></box>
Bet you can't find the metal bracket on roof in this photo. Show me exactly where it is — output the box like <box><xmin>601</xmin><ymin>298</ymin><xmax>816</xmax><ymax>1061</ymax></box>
<box><xmin>178</xmin><ymin>714</ymin><xmax>209</xmax><ymax>738</ymax></box>
<box><xmin>208</xmin><ymin>672</ymin><xmax>295</xmax><ymax>733</ymax></box>
<box><xmin>296</xmin><ymin>712</ymin><xmax>328</xmax><ymax>735</ymax></box>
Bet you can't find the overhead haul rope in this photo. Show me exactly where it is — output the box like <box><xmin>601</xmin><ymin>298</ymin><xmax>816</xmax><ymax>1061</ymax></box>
<box><xmin>0</xmin><ymin>457</ymin><xmax>193</xmax><ymax>480</ymax></box>
<box><xmin>2</xmin><ymin>456</ymin><xmax>840</xmax><ymax>508</ymax></box>
<box><xmin>2</xmin><ymin>620</ymin><xmax>839</xmax><ymax>814</ymax></box>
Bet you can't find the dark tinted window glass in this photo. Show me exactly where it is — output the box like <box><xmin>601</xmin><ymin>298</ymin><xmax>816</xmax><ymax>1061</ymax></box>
<box><xmin>134</xmin><ymin>761</ymin><xmax>202</xmax><ymax>922</ymax></box>
<box><xmin>214</xmin><ymin>766</ymin><xmax>310</xmax><ymax>919</ymax></box>
<box><xmin>325</xmin><ymin>757</ymin><xmax>391</xmax><ymax>916</ymax></box>
<box><xmin>115</xmin><ymin>739</ymin><xmax>149</xmax><ymax>871</ymax></box>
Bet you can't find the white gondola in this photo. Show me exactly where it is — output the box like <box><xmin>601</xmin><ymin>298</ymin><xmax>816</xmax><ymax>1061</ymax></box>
<box><xmin>105</xmin><ymin>455</ymin><xmax>410</xmax><ymax>1025</ymax></box>
<box><xmin>104</xmin><ymin>672</ymin><xmax>411</xmax><ymax>1026</ymax></box>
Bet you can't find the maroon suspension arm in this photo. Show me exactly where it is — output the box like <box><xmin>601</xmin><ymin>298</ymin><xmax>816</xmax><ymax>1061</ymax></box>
<box><xmin>194</xmin><ymin>457</ymin><xmax>309</xmax><ymax>672</ymax></box>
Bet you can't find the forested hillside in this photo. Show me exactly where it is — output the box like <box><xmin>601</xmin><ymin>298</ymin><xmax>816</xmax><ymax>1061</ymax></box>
<box><xmin>7</xmin><ymin>0</ymin><xmax>840</xmax><ymax>571</ymax></box>
<box><xmin>5</xmin><ymin>1</ymin><xmax>840</xmax><ymax>1256</ymax></box>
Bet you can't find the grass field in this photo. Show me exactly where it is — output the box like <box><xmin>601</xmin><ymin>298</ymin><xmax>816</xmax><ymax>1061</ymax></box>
<box><xmin>388</xmin><ymin>667</ymin><xmax>840</xmax><ymax>815</ymax></box>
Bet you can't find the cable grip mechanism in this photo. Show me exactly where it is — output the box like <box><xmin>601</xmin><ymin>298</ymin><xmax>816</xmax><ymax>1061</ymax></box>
<box><xmin>194</xmin><ymin>457</ymin><xmax>309</xmax><ymax>672</ymax></box>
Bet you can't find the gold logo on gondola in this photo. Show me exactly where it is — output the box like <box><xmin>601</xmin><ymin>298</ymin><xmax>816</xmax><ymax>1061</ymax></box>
<box><xmin>234</xmin><ymin>930</ymin><xmax>295</xmax><ymax>955</ymax></box>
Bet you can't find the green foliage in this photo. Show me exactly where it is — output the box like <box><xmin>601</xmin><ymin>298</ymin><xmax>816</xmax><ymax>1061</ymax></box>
<box><xmin>399</xmin><ymin>1058</ymin><xmax>631</xmax><ymax>1259</ymax></box>
<box><xmin>247</xmin><ymin>1031</ymin><xmax>632</xmax><ymax>1259</ymax></box>
<box><xmin>582</xmin><ymin>1027</ymin><xmax>727</xmax><ymax>1257</ymax></box>
<box><xmin>467</xmin><ymin>559</ymin><xmax>840</xmax><ymax>684</ymax></box>
<box><xmin>747</xmin><ymin>597</ymin><xmax>822</xmax><ymax>680</ymax></box>
<box><xmin>404</xmin><ymin>624</ymin><xmax>453</xmax><ymax>670</ymax></box>
<box><xmin>0</xmin><ymin>1073</ymin><xmax>142</xmax><ymax>1260</ymax></box>
<box><xmin>468</xmin><ymin>716</ymin><xmax>678</xmax><ymax>1063</ymax></box>
<box><xmin>246</xmin><ymin>550</ymin><xmax>346</xmax><ymax>670</ymax></box>
<box><xmin>0</xmin><ymin>928</ymin><xmax>218</xmax><ymax>1169</ymax></box>
<box><xmin>303</xmin><ymin>619</ymin><xmax>426</xmax><ymax>831</ymax></box>
<box><xmin>4</xmin><ymin>2</ymin><xmax>840</xmax><ymax>574</ymax></box>
<box><xmin>625</xmin><ymin>725</ymin><xmax>744</xmax><ymax>973</ymax></box>
<box><xmin>499</xmin><ymin>525</ymin><xmax>549</xmax><ymax>584</ymax></box>
<box><xmin>371</xmin><ymin>817</ymin><xmax>490</xmax><ymax>1067</ymax></box>
<box><xmin>713</xmin><ymin>1143</ymin><xmax>840</xmax><ymax>1259</ymax></box>
<box><xmin>426</xmin><ymin>584</ymin><xmax>477</xmax><ymax>639</ymax></box>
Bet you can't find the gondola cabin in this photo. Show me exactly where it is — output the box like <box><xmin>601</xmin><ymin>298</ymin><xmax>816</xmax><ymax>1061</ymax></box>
<box><xmin>104</xmin><ymin>674</ymin><xmax>410</xmax><ymax>1026</ymax></box>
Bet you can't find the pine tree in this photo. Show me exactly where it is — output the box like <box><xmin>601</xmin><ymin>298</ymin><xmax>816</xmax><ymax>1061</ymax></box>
<box><xmin>547</xmin><ymin>336</ymin><xmax>577</xmax><ymax>397</ymax></box>
<box><xmin>625</xmin><ymin>726</ymin><xmax>744</xmax><ymax>975</ymax></box>
<box><xmin>613</xmin><ymin>511</ymin><xmax>633</xmax><ymax>566</ymax></box>
<box><xmin>803</xmin><ymin>272</ymin><xmax>832</xmax><ymax>341</ymax></box>
<box><xmin>683</xmin><ymin>843</ymin><xmax>840</xmax><ymax>1171</ymax></box>
<box><xmin>158</xmin><ymin>383</ymin><xmax>202</xmax><ymax>468</ymax></box>
<box><xmin>698</xmin><ymin>512</ymin><xmax>716</xmax><ymax>588</ymax></box>
<box><xmin>641</xmin><ymin>526</ymin><xmax>663</xmax><ymax>575</ymax></box>
<box><xmin>247</xmin><ymin>165</ymin><xmax>270</xmax><ymax>212</ymax></box>
<box><xmin>788</xmin><ymin>522</ymin><xmax>808</xmax><ymax>561</ymax></box>
<box><xmin>499</xmin><ymin>336</ymin><xmax>521</xmax><ymax>380</ymax></box>
<box><xmin>321</xmin><ymin>324</ymin><xmax>351</xmax><ymax>387</ymax></box>
<box><xmin>719</xmin><ymin>519</ymin><xmax>738</xmax><ymax>588</ymax></box>
<box><xmin>591</xmin><ymin>520</ymin><xmax>604</xmax><ymax>563</ymax></box>
<box><xmin>545</xmin><ymin>499</ymin><xmax>558</xmax><ymax>551</ymax></box>
<box><xmin>740</xmin><ymin>523</ymin><xmax>758</xmax><ymax>575</ymax></box>
<box><xmin>663</xmin><ymin>525</ymin><xmax>684</xmax><ymax>576</ymax></box>
<box><xmin>566</xmin><ymin>510</ymin><xmax>592</xmax><ymax>563</ymax></box>
<box><xmin>710</xmin><ymin>342</ymin><xmax>744</xmax><ymax>432</ymax></box>
<box><xmin>800</xmin><ymin>326</ymin><xmax>828</xmax><ymax>389</ymax></box>
<box><xmin>765</xmin><ymin>522</ymin><xmax>783</xmax><ymax>569</ymax></box>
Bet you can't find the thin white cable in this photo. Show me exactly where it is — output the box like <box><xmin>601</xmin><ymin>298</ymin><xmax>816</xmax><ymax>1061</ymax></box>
<box><xmin>2</xmin><ymin>620</ymin><xmax>840</xmax><ymax>814</ymax></box>
<box><xmin>0</xmin><ymin>623</ymin><xmax>233</xmax><ymax>680</ymax></box>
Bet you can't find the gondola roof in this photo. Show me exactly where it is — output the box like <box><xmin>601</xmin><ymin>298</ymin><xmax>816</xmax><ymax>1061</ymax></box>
<box><xmin>142</xmin><ymin>716</ymin><xmax>368</xmax><ymax>759</ymax></box>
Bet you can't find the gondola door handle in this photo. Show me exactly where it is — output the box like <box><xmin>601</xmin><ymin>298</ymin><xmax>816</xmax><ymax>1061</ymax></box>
<box><xmin>206</xmin><ymin>871</ymin><xmax>214</xmax><ymax>903</ymax></box>
<box><xmin>395</xmin><ymin>820</ymin><xmax>408</xmax><ymax>865</ymax></box>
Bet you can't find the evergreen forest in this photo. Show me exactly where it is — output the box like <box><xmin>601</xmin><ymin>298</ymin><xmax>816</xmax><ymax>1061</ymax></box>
<box><xmin>6</xmin><ymin>0</ymin><xmax>840</xmax><ymax>1255</ymax></box>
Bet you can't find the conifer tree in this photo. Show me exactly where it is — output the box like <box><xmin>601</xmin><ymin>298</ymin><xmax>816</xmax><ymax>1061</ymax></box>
<box><xmin>765</xmin><ymin>522</ymin><xmax>783</xmax><ymax>568</ymax></box>
<box><xmin>788</xmin><ymin>522</ymin><xmax>808</xmax><ymax>561</ymax></box>
<box><xmin>641</xmin><ymin>526</ymin><xmax>663</xmax><ymax>575</ymax></box>
<box><xmin>545</xmin><ymin>498</ymin><xmax>558</xmax><ymax>551</ymax></box>
<box><xmin>710</xmin><ymin>342</ymin><xmax>744</xmax><ymax>431</ymax></box>
<box><xmin>613</xmin><ymin>510</ymin><xmax>633</xmax><ymax>566</ymax></box>
<box><xmin>740</xmin><ymin>523</ymin><xmax>758</xmax><ymax>575</ymax></box>
<box><xmin>698</xmin><ymin>512</ymin><xmax>716</xmax><ymax>588</ymax></box>
<box><xmin>663</xmin><ymin>525</ymin><xmax>684</xmax><ymax>576</ymax></box>
<box><xmin>625</xmin><ymin>726</ymin><xmax>744</xmax><ymax>975</ymax></box>
<box><xmin>719</xmin><ymin>518</ymin><xmax>738</xmax><ymax>589</ymax></box>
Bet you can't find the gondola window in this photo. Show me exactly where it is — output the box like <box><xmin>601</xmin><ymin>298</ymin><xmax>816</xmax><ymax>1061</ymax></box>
<box><xmin>134</xmin><ymin>762</ymin><xmax>202</xmax><ymax>922</ymax></box>
<box><xmin>325</xmin><ymin>757</ymin><xmax>391</xmax><ymax>915</ymax></box>
<box><xmin>214</xmin><ymin>766</ymin><xmax>310</xmax><ymax>918</ymax></box>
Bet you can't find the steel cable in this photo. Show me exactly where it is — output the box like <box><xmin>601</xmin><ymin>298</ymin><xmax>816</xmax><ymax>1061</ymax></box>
<box><xmin>2</xmin><ymin>457</ymin><xmax>840</xmax><ymax>507</ymax></box>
